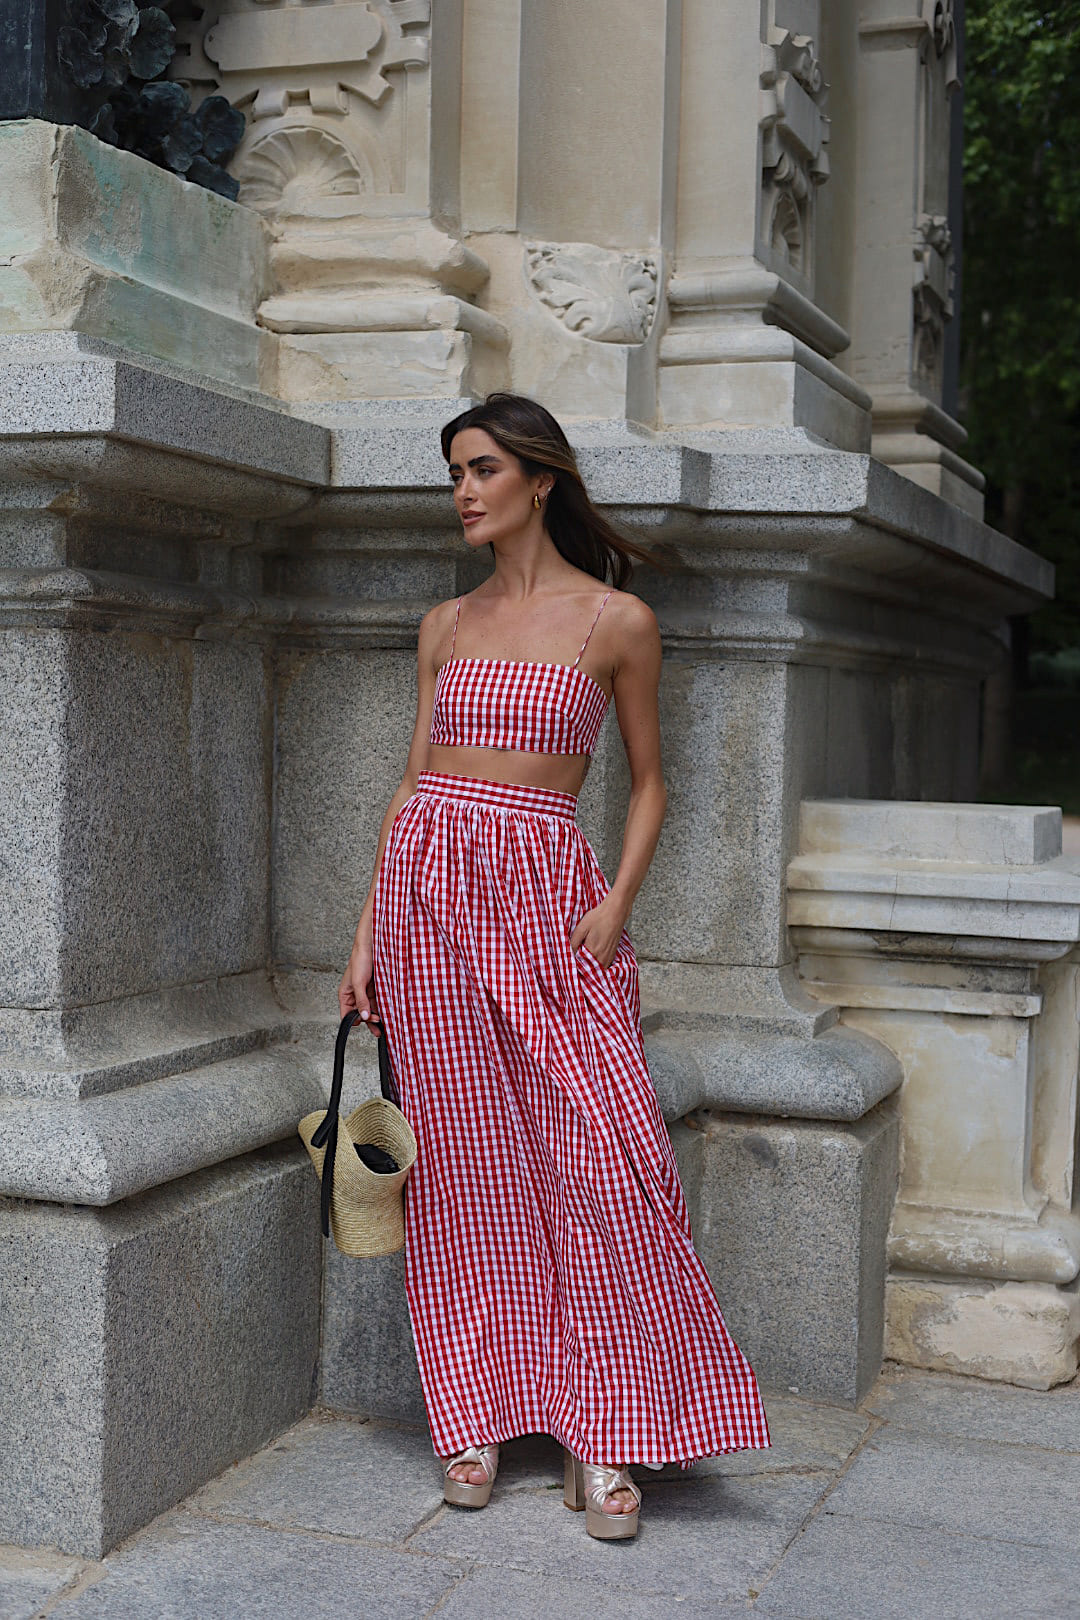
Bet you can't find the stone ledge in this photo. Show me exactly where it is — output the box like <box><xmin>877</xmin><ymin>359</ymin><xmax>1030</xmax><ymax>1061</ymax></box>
<box><xmin>0</xmin><ymin>1039</ymin><xmax>325</xmax><ymax>1205</ymax></box>
<box><xmin>0</xmin><ymin>334</ymin><xmax>329</xmax><ymax>488</ymax></box>
<box><xmin>0</xmin><ymin>121</ymin><xmax>274</xmax><ymax>394</ymax></box>
<box><xmin>0</xmin><ymin>336</ymin><xmax>1052</xmax><ymax>623</ymax></box>
<box><xmin>800</xmin><ymin>799</ymin><xmax>1063</xmax><ymax>865</ymax></box>
<box><xmin>645</xmin><ymin>1023</ymin><xmax>903</xmax><ymax>1124</ymax></box>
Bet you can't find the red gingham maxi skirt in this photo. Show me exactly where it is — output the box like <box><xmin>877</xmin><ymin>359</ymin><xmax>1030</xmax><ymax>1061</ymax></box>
<box><xmin>371</xmin><ymin>769</ymin><xmax>770</xmax><ymax>1466</ymax></box>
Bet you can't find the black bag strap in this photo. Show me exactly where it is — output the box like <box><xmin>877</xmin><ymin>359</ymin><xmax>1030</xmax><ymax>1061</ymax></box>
<box><xmin>310</xmin><ymin>1011</ymin><xmax>400</xmax><ymax>1239</ymax></box>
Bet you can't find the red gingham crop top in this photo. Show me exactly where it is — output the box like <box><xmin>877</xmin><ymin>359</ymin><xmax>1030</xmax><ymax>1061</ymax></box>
<box><xmin>429</xmin><ymin>591</ymin><xmax>613</xmax><ymax>756</ymax></box>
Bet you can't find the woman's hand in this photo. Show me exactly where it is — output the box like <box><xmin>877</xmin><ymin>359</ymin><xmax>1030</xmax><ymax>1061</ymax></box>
<box><xmin>569</xmin><ymin>893</ymin><xmax>631</xmax><ymax>970</ymax></box>
<box><xmin>338</xmin><ymin>914</ymin><xmax>383</xmax><ymax>1035</ymax></box>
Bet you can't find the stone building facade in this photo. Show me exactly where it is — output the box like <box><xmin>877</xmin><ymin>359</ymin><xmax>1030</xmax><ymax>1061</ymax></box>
<box><xmin>2</xmin><ymin>0</ymin><xmax>1078</xmax><ymax>1560</ymax></box>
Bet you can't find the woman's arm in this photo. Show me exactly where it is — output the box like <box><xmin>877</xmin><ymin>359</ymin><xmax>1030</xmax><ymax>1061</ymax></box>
<box><xmin>570</xmin><ymin>593</ymin><xmax>667</xmax><ymax>968</ymax></box>
<box><xmin>337</xmin><ymin>601</ymin><xmax>451</xmax><ymax>1026</ymax></box>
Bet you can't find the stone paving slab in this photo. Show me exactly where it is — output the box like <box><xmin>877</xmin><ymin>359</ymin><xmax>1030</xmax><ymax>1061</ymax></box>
<box><xmin>188</xmin><ymin>1414</ymin><xmax>445</xmax><ymax>1543</ymax></box>
<box><xmin>822</xmin><ymin>1424</ymin><xmax>1080</xmax><ymax>1549</ymax></box>
<box><xmin>753</xmin><ymin>1514</ymin><xmax>1080</xmax><ymax>1620</ymax></box>
<box><xmin>0</xmin><ymin>1546</ymin><xmax>84</xmax><ymax>1620</ymax></box>
<box><xmin>48</xmin><ymin>1513</ymin><xmax>461</xmax><ymax>1620</ymax></box>
<box><xmin>692</xmin><ymin>1392</ymin><xmax>869</xmax><ymax>1477</ymax></box>
<box><xmin>410</xmin><ymin>1472</ymin><xmax>831</xmax><ymax>1604</ymax></box>
<box><xmin>865</xmin><ymin>1363</ymin><xmax>1080</xmax><ymax>1452</ymax></box>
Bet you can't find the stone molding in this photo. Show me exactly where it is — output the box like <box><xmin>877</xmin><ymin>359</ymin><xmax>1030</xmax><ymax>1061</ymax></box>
<box><xmin>0</xmin><ymin>1041</ymin><xmax>324</xmax><ymax>1205</ymax></box>
<box><xmin>524</xmin><ymin>242</ymin><xmax>660</xmax><ymax>345</ymax></box>
<box><xmin>666</xmin><ymin>265</ymin><xmax>850</xmax><ymax>360</ymax></box>
<box><xmin>859</xmin><ymin>4</ymin><xmax>959</xmax><ymax>89</ymax></box>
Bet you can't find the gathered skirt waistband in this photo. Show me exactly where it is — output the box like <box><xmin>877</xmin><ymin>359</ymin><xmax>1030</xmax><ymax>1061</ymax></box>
<box><xmin>414</xmin><ymin>768</ymin><xmax>579</xmax><ymax>821</ymax></box>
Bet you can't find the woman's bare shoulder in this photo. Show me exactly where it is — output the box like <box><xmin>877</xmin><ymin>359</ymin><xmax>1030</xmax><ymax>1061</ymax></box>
<box><xmin>417</xmin><ymin>596</ymin><xmax>462</xmax><ymax>667</ymax></box>
<box><xmin>603</xmin><ymin>588</ymin><xmax>658</xmax><ymax>637</ymax></box>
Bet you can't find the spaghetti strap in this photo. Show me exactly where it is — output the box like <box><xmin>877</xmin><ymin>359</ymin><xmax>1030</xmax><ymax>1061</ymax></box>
<box><xmin>573</xmin><ymin>590</ymin><xmax>613</xmax><ymax>668</ymax></box>
<box><xmin>449</xmin><ymin>595</ymin><xmax>463</xmax><ymax>659</ymax></box>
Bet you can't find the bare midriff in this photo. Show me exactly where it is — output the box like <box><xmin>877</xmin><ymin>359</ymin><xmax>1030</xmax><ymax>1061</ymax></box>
<box><xmin>425</xmin><ymin>744</ymin><xmax>592</xmax><ymax>796</ymax></box>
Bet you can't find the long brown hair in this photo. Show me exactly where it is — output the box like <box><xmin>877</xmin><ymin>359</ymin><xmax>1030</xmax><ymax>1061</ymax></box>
<box><xmin>440</xmin><ymin>393</ymin><xmax>653</xmax><ymax>588</ymax></box>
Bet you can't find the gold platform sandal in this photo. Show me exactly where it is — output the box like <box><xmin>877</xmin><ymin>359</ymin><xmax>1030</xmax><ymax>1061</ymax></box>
<box><xmin>443</xmin><ymin>1444</ymin><xmax>500</xmax><ymax>1508</ymax></box>
<box><xmin>563</xmin><ymin>1451</ymin><xmax>642</xmax><ymax>1540</ymax></box>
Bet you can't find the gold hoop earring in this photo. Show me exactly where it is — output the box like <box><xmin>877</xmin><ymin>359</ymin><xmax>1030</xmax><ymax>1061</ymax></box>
<box><xmin>533</xmin><ymin>493</ymin><xmax>542</xmax><ymax>511</ymax></box>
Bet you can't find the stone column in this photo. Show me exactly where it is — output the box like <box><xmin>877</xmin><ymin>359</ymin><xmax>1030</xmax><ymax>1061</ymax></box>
<box><xmin>177</xmin><ymin>0</ymin><xmax>507</xmax><ymax>405</ymax></box>
<box><xmin>789</xmin><ymin>801</ymin><xmax>1080</xmax><ymax>1388</ymax></box>
<box><xmin>850</xmin><ymin>0</ymin><xmax>985</xmax><ymax>515</ymax></box>
<box><xmin>658</xmin><ymin>0</ymin><xmax>871</xmax><ymax>448</ymax></box>
<box><xmin>459</xmin><ymin>0</ymin><xmax>679</xmax><ymax>423</ymax></box>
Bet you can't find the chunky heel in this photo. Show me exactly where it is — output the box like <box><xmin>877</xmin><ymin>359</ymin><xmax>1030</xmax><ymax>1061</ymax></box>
<box><xmin>563</xmin><ymin>1449</ymin><xmax>585</xmax><ymax>1511</ymax></box>
<box><xmin>561</xmin><ymin>1450</ymin><xmax>640</xmax><ymax>1540</ymax></box>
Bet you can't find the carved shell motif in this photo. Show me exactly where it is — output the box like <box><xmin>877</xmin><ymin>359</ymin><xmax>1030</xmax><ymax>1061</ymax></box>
<box><xmin>526</xmin><ymin>243</ymin><xmax>659</xmax><ymax>345</ymax></box>
<box><xmin>235</xmin><ymin>127</ymin><xmax>366</xmax><ymax>214</ymax></box>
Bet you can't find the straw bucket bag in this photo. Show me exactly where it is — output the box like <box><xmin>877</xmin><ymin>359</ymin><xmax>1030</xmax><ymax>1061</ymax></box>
<box><xmin>298</xmin><ymin>1010</ymin><xmax>417</xmax><ymax>1258</ymax></box>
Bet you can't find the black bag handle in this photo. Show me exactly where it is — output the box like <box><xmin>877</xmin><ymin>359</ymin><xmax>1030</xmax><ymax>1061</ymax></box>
<box><xmin>310</xmin><ymin>1010</ymin><xmax>400</xmax><ymax>1239</ymax></box>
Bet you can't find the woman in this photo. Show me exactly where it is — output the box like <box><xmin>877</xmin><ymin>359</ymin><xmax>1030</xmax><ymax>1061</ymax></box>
<box><xmin>338</xmin><ymin>393</ymin><xmax>769</xmax><ymax>1541</ymax></box>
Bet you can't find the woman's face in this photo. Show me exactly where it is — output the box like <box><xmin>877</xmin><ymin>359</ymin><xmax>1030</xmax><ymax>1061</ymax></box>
<box><xmin>448</xmin><ymin>428</ymin><xmax>548</xmax><ymax>549</ymax></box>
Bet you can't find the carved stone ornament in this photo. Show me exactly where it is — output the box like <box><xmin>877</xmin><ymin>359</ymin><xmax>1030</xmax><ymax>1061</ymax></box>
<box><xmin>173</xmin><ymin>0</ymin><xmax>430</xmax><ymax>211</ymax></box>
<box><xmin>759</xmin><ymin>22</ymin><xmax>830</xmax><ymax>280</ymax></box>
<box><xmin>190</xmin><ymin>0</ymin><xmax>430</xmax><ymax>120</ymax></box>
<box><xmin>525</xmin><ymin>243</ymin><xmax>659</xmax><ymax>345</ymax></box>
<box><xmin>912</xmin><ymin>212</ymin><xmax>955</xmax><ymax>390</ymax></box>
<box><xmin>922</xmin><ymin>0</ymin><xmax>960</xmax><ymax>89</ymax></box>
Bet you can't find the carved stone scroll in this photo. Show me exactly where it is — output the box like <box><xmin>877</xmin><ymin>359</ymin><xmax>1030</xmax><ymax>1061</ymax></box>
<box><xmin>912</xmin><ymin>212</ymin><xmax>954</xmax><ymax>391</ymax></box>
<box><xmin>759</xmin><ymin>20</ymin><xmax>830</xmax><ymax>283</ymax></box>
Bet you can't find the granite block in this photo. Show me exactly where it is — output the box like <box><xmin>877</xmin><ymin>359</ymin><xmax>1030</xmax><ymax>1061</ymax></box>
<box><xmin>0</xmin><ymin>338</ymin><xmax>328</xmax><ymax>490</ymax></box>
<box><xmin>0</xmin><ymin>970</ymin><xmax>293</xmax><ymax>1098</ymax></box>
<box><xmin>411</xmin><ymin>1470</ymin><xmax>830</xmax><ymax>1602</ymax></box>
<box><xmin>0</xmin><ymin>618</ymin><xmax>276</xmax><ymax>1011</ymax></box>
<box><xmin>864</xmin><ymin>1364</ymin><xmax>1080</xmax><ymax>1452</ymax></box>
<box><xmin>0</xmin><ymin>1144</ymin><xmax>321</xmax><ymax>1557</ymax></box>
<box><xmin>0</xmin><ymin>631</ymin><xmax>64</xmax><ymax>1005</ymax></box>
<box><xmin>823</xmin><ymin>1426</ymin><xmax>1080</xmax><ymax>1548</ymax></box>
<box><xmin>754</xmin><ymin>1513</ymin><xmax>1079</xmax><ymax>1620</ymax></box>
<box><xmin>0</xmin><ymin>1545</ymin><xmax>84</xmax><ymax>1620</ymax></box>
<box><xmin>58</xmin><ymin>632</ymin><xmax>270</xmax><ymax>1004</ymax></box>
<box><xmin>319</xmin><ymin>1245</ymin><xmax>427</xmax><ymax>1426</ymax></box>
<box><xmin>51</xmin><ymin>1513</ymin><xmax>458</xmax><ymax>1620</ymax></box>
<box><xmin>272</xmin><ymin>648</ymin><xmax>417</xmax><ymax>970</ymax></box>
<box><xmin>693</xmin><ymin>1103</ymin><xmax>900</xmax><ymax>1403</ymax></box>
<box><xmin>190</xmin><ymin>1415</ymin><xmax>442</xmax><ymax>1542</ymax></box>
<box><xmin>635</xmin><ymin>658</ymin><xmax>790</xmax><ymax>965</ymax></box>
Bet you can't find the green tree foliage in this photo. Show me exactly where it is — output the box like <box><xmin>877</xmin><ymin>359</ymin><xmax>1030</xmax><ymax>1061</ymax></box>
<box><xmin>962</xmin><ymin>0</ymin><xmax>1080</xmax><ymax>653</ymax></box>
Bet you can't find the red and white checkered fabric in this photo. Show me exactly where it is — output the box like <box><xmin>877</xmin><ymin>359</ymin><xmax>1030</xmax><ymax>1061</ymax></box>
<box><xmin>430</xmin><ymin>657</ymin><xmax>610</xmax><ymax>756</ymax></box>
<box><xmin>372</xmin><ymin>768</ymin><xmax>771</xmax><ymax>1467</ymax></box>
